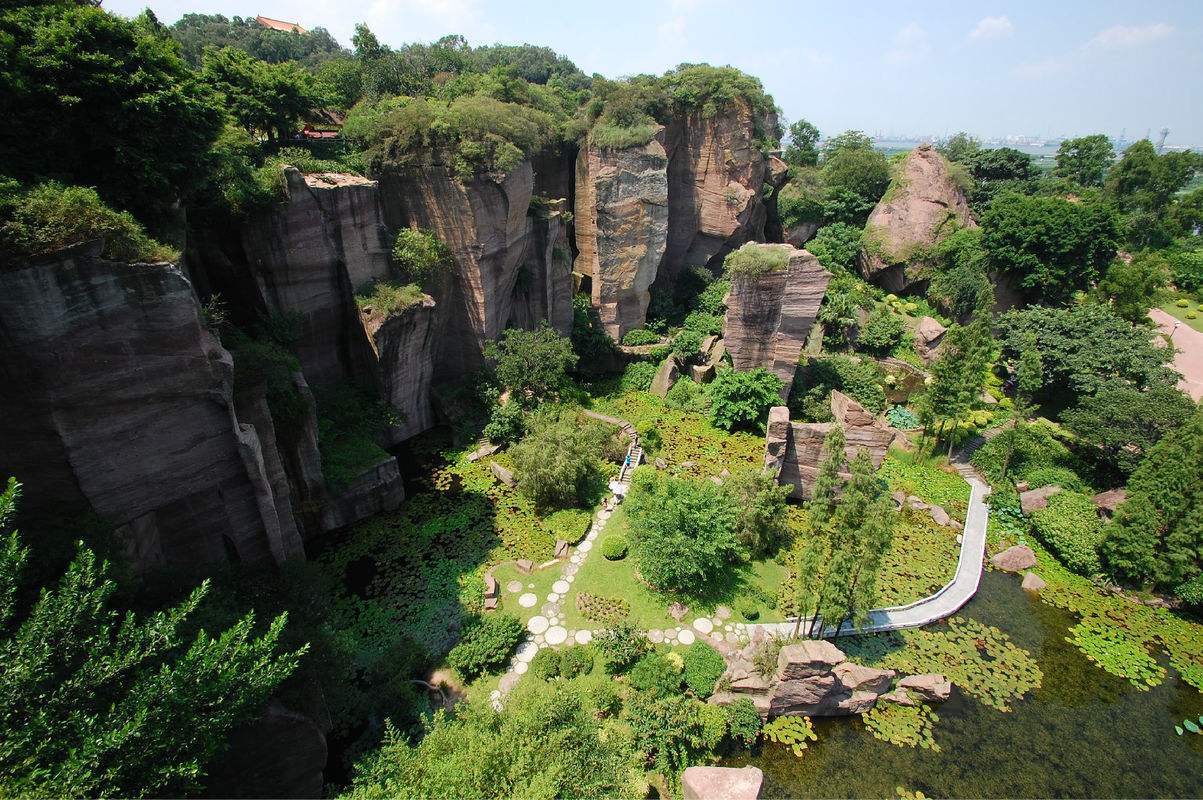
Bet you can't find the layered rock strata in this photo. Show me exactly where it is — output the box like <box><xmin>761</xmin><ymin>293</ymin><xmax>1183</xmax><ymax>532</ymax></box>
<box><xmin>722</xmin><ymin>244</ymin><xmax>832</xmax><ymax>397</ymax></box>
<box><xmin>765</xmin><ymin>391</ymin><xmax>896</xmax><ymax>499</ymax></box>
<box><xmin>509</xmin><ymin>198</ymin><xmax>574</xmax><ymax>335</ymax></box>
<box><xmin>360</xmin><ymin>296</ymin><xmax>438</xmax><ymax>442</ymax></box>
<box><xmin>0</xmin><ymin>243</ymin><xmax>303</xmax><ymax>571</ymax></box>
<box><xmin>859</xmin><ymin>144</ymin><xmax>977</xmax><ymax>293</ymax></box>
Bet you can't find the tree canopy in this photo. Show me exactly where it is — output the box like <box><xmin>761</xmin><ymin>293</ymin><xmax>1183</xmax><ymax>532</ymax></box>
<box><xmin>1054</xmin><ymin>134</ymin><xmax>1115</xmax><ymax>187</ymax></box>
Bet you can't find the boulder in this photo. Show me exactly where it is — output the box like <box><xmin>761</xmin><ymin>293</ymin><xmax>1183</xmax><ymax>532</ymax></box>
<box><xmin>1092</xmin><ymin>488</ymin><xmax>1127</xmax><ymax>518</ymax></box>
<box><xmin>489</xmin><ymin>460</ymin><xmax>516</xmax><ymax>488</ymax></box>
<box><xmin>654</xmin><ymin>457</ymin><xmax>668</xmax><ymax>470</ymax></box>
<box><xmin>1021</xmin><ymin>571</ymin><xmax>1047</xmax><ymax>592</ymax></box>
<box><xmin>468</xmin><ymin>441</ymin><xmax>502</xmax><ymax>462</ymax></box>
<box><xmin>929</xmin><ymin>504</ymin><xmax>951</xmax><ymax>527</ymax></box>
<box><xmin>879</xmin><ymin>687</ymin><xmax>917</xmax><ymax>706</ymax></box>
<box><xmin>554</xmin><ymin>540</ymin><xmax>570</xmax><ymax>559</ymax></box>
<box><xmin>991</xmin><ymin>544</ymin><xmax>1037</xmax><ymax>573</ymax></box>
<box><xmin>320</xmin><ymin>455</ymin><xmax>406</xmax><ymax>531</ymax></box>
<box><xmin>681</xmin><ymin>766</ymin><xmax>764</xmax><ymax>800</ymax></box>
<box><xmin>723</xmin><ymin>244</ymin><xmax>833</xmax><ymax>398</ymax></box>
<box><xmin>859</xmin><ymin>144</ymin><xmax>977</xmax><ymax>293</ymax></box>
<box><xmin>516</xmin><ymin>559</ymin><xmax>534</xmax><ymax>574</ymax></box>
<box><xmin>484</xmin><ymin>574</ymin><xmax>498</xmax><ymax>598</ymax></box>
<box><xmin>915</xmin><ymin>316</ymin><xmax>947</xmax><ymax>347</ymax></box>
<box><xmin>831</xmin><ymin>661</ymin><xmax>896</xmax><ymax>694</ymax></box>
<box><xmin>777</xmin><ymin>640</ymin><xmax>846</xmax><ymax>679</ymax></box>
<box><xmin>763</xmin><ymin>406</ymin><xmax>792</xmax><ymax>478</ymax></box>
<box><xmin>769</xmin><ymin>673</ymin><xmax>838</xmax><ymax>712</ymax></box>
<box><xmin>650</xmin><ymin>357</ymin><xmax>680</xmax><ymax>397</ymax></box>
<box><xmin>1020</xmin><ymin>484</ymin><xmax>1062</xmax><ymax>515</ymax></box>
<box><xmin>898</xmin><ymin>673</ymin><xmax>952</xmax><ymax>702</ymax></box>
<box><xmin>708</xmin><ymin>338</ymin><xmax>728</xmax><ymax>366</ymax></box>
<box><xmin>668</xmin><ymin>602</ymin><xmax>690</xmax><ymax>621</ymax></box>
<box><xmin>691</xmin><ymin>363</ymin><xmax>716</xmax><ymax>383</ymax></box>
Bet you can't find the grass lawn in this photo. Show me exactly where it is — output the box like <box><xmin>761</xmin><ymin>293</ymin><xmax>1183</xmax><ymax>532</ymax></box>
<box><xmin>561</xmin><ymin>507</ymin><xmax>788</xmax><ymax>630</ymax></box>
<box><xmin>1158</xmin><ymin>293</ymin><xmax>1203</xmax><ymax>332</ymax></box>
<box><xmin>491</xmin><ymin>561</ymin><xmax>560</xmax><ymax>624</ymax></box>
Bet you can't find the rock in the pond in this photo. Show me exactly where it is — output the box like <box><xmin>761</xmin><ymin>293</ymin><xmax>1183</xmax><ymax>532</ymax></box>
<box><xmin>650</xmin><ymin>357</ymin><xmax>679</xmax><ymax>397</ymax></box>
<box><xmin>880</xmin><ymin>686</ymin><xmax>917</xmax><ymax>706</ymax></box>
<box><xmin>832</xmin><ymin>661</ymin><xmax>895</xmax><ymax>694</ymax></box>
<box><xmin>1021</xmin><ymin>571</ymin><xmax>1047</xmax><ymax>592</ymax></box>
<box><xmin>467</xmin><ymin>441</ymin><xmax>501</xmax><ymax>462</ymax></box>
<box><xmin>682</xmin><ymin>766</ymin><xmax>764</xmax><ymax>800</ymax></box>
<box><xmin>777</xmin><ymin>640</ymin><xmax>846</xmax><ymax>680</ymax></box>
<box><xmin>898</xmin><ymin>673</ymin><xmax>952</xmax><ymax>702</ymax></box>
<box><xmin>489</xmin><ymin>460</ymin><xmax>516</xmax><ymax>487</ymax></box>
<box><xmin>991</xmin><ymin>544</ymin><xmax>1037</xmax><ymax>573</ymax></box>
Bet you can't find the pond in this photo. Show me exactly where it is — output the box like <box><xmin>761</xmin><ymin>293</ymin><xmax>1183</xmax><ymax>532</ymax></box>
<box><xmin>723</xmin><ymin>570</ymin><xmax>1203</xmax><ymax>798</ymax></box>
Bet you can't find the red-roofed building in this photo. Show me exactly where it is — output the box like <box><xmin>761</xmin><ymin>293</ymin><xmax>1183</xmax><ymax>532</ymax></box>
<box><xmin>255</xmin><ymin>15</ymin><xmax>308</xmax><ymax>34</ymax></box>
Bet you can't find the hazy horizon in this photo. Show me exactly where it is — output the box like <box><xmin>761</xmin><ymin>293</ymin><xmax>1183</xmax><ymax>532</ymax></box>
<box><xmin>103</xmin><ymin>0</ymin><xmax>1203</xmax><ymax>148</ymax></box>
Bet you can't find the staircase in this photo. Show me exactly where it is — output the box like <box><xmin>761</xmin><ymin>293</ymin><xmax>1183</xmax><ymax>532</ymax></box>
<box><xmin>619</xmin><ymin>439</ymin><xmax>644</xmax><ymax>484</ymax></box>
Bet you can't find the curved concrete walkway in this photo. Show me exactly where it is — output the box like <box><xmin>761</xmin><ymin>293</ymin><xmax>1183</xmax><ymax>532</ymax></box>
<box><xmin>1150</xmin><ymin>308</ymin><xmax>1203</xmax><ymax>401</ymax></box>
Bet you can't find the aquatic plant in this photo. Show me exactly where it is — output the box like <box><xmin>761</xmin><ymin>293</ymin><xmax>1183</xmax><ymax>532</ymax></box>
<box><xmin>1067</xmin><ymin>619</ymin><xmax>1164</xmax><ymax>689</ymax></box>
<box><xmin>762</xmin><ymin>715</ymin><xmax>818</xmax><ymax>757</ymax></box>
<box><xmin>863</xmin><ymin>701</ymin><xmax>940</xmax><ymax>751</ymax></box>
<box><xmin>1174</xmin><ymin>715</ymin><xmax>1202</xmax><ymax>736</ymax></box>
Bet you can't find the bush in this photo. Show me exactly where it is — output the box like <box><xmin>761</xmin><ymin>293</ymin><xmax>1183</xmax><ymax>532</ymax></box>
<box><xmin>1030</xmin><ymin>491</ymin><xmax>1105</xmax><ymax>576</ymax></box>
<box><xmin>969</xmin><ymin>422</ymin><xmax>1075</xmax><ymax>486</ymax></box>
<box><xmin>619</xmin><ymin>361</ymin><xmax>658</xmax><ymax>393</ymax></box>
<box><xmin>806</xmin><ymin>222</ymin><xmax>863</xmax><ymax>272</ymax></box>
<box><xmin>392</xmin><ymin>227</ymin><xmax>453</xmax><ymax>285</ymax></box>
<box><xmin>723</xmin><ymin>242</ymin><xmax>792</xmax><ymax>278</ymax></box>
<box><xmin>664</xmin><ymin>378</ymin><xmax>710</xmax><ymax>414</ymax></box>
<box><xmin>601</xmin><ymin>535</ymin><xmax>629</xmax><ymax>560</ymax></box>
<box><xmin>734</xmin><ymin>596</ymin><xmax>760</xmax><ymax>621</ymax></box>
<box><xmin>445</xmin><ymin>614</ymin><xmax>525</xmax><ymax>680</ymax></box>
<box><xmin>594</xmin><ymin>621</ymin><xmax>648</xmax><ymax>674</ymax></box>
<box><xmin>671</xmin><ymin>329</ymin><xmax>704</xmax><ymax>362</ymax></box>
<box><xmin>886</xmin><ymin>405</ymin><xmax>920</xmax><ymax>430</ymax></box>
<box><xmin>1022</xmin><ymin>465</ymin><xmax>1090</xmax><ymax>494</ymax></box>
<box><xmin>575</xmin><ymin>592</ymin><xmax>630</xmax><ymax>624</ymax></box>
<box><xmin>708</xmin><ymin>368</ymin><xmax>785</xmax><ymax>431</ymax></box>
<box><xmin>511</xmin><ymin>408</ymin><xmax>605</xmax><ymax>511</ymax></box>
<box><xmin>530</xmin><ymin>647</ymin><xmax>562</xmax><ymax>680</ymax></box>
<box><xmin>682</xmin><ymin>642</ymin><xmax>726</xmax><ymax>698</ymax></box>
<box><xmin>560</xmin><ymin>645</ymin><xmax>595</xmax><ymax>678</ymax></box>
<box><xmin>682</xmin><ymin>310</ymin><xmax>724</xmax><ymax>337</ymax></box>
<box><xmin>1175</xmin><ymin>574</ymin><xmax>1203</xmax><ymax>608</ymax></box>
<box><xmin>621</xmin><ymin>328</ymin><xmax>662</xmax><ymax>346</ymax></box>
<box><xmin>857</xmin><ymin>306</ymin><xmax>905</xmax><ymax>354</ymax></box>
<box><xmin>1177</xmin><ymin>298</ymin><xmax>1190</xmax><ymax>308</ymax></box>
<box><xmin>627</xmin><ymin>653</ymin><xmax>683</xmax><ymax>697</ymax></box>
<box><xmin>544</xmin><ymin>508</ymin><xmax>591</xmax><ymax>544</ymax></box>
<box><xmin>724</xmin><ymin>697</ymin><xmax>763</xmax><ymax>746</ymax></box>
<box><xmin>788</xmin><ymin>355</ymin><xmax>885</xmax><ymax>420</ymax></box>
<box><xmin>0</xmin><ymin>181</ymin><xmax>178</xmax><ymax>264</ymax></box>
<box><xmin>483</xmin><ymin>401</ymin><xmax>526</xmax><ymax>444</ymax></box>
<box><xmin>355</xmin><ymin>279</ymin><xmax>425</xmax><ymax>318</ymax></box>
<box><xmin>1169</xmin><ymin>250</ymin><xmax>1203</xmax><ymax>293</ymax></box>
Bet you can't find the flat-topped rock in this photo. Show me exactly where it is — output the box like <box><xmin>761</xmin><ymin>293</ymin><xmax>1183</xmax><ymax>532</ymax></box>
<box><xmin>490</xmin><ymin>460</ymin><xmax>516</xmax><ymax>487</ymax></box>
<box><xmin>898</xmin><ymin>673</ymin><xmax>951</xmax><ymax>702</ymax></box>
<box><xmin>650</xmin><ymin>357</ymin><xmax>680</xmax><ymax>397</ymax></box>
<box><xmin>991</xmin><ymin>544</ymin><xmax>1037</xmax><ymax>573</ymax></box>
<box><xmin>681</xmin><ymin>766</ymin><xmax>764</xmax><ymax>800</ymax></box>
<box><xmin>832</xmin><ymin>661</ymin><xmax>895</xmax><ymax>694</ymax></box>
<box><xmin>777</xmin><ymin>640</ymin><xmax>845</xmax><ymax>679</ymax></box>
<box><xmin>1020</xmin><ymin>484</ymin><xmax>1061</xmax><ymax>515</ymax></box>
<box><xmin>1021</xmin><ymin>571</ymin><xmax>1047</xmax><ymax>592</ymax></box>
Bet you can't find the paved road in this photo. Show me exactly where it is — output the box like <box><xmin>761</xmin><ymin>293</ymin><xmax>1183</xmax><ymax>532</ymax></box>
<box><xmin>1150</xmin><ymin>308</ymin><xmax>1203</xmax><ymax>401</ymax></box>
<box><xmin>750</xmin><ymin>464</ymin><xmax>990</xmax><ymax>639</ymax></box>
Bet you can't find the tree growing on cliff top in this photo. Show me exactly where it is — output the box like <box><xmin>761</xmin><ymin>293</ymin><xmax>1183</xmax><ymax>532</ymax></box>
<box><xmin>784</xmin><ymin>119</ymin><xmax>820</xmax><ymax>168</ymax></box>
<box><xmin>0</xmin><ymin>478</ymin><xmax>303</xmax><ymax>798</ymax></box>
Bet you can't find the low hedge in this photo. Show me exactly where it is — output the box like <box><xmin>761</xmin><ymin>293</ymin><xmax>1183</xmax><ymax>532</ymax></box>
<box><xmin>1030</xmin><ymin>491</ymin><xmax>1105</xmax><ymax>576</ymax></box>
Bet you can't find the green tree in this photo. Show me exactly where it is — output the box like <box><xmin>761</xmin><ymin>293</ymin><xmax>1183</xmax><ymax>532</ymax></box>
<box><xmin>510</xmin><ymin>409</ymin><xmax>604</xmax><ymax>510</ymax></box>
<box><xmin>624</xmin><ymin>469</ymin><xmax>742</xmax><ymax>594</ymax></box>
<box><xmin>806</xmin><ymin>222</ymin><xmax>863</xmax><ymax>273</ymax></box>
<box><xmin>928</xmin><ymin>227</ymin><xmax>992</xmax><ymax>319</ymax></box>
<box><xmin>1061</xmin><ymin>383</ymin><xmax>1194</xmax><ymax>476</ymax></box>
<box><xmin>201</xmin><ymin>47</ymin><xmax>326</xmax><ymax>143</ymax></box>
<box><xmin>1096</xmin><ymin>251</ymin><xmax>1169</xmax><ymax>323</ymax></box>
<box><xmin>937</xmin><ymin>132</ymin><xmax>980</xmax><ymax>164</ymax></box>
<box><xmin>1100</xmin><ymin>404</ymin><xmax>1203</xmax><ymax>589</ymax></box>
<box><xmin>392</xmin><ymin>227</ymin><xmax>453</xmax><ymax>285</ymax></box>
<box><xmin>998</xmin><ymin>332</ymin><xmax>1043</xmax><ymax>480</ymax></box>
<box><xmin>167</xmin><ymin>13</ymin><xmax>345</xmax><ymax>68</ymax></box>
<box><xmin>856</xmin><ymin>305</ymin><xmax>905</xmax><ymax>354</ymax></box>
<box><xmin>821</xmin><ymin>144</ymin><xmax>890</xmax><ymax>211</ymax></box>
<box><xmin>1054</xmin><ymin>134</ymin><xmax>1115</xmax><ymax>187</ymax></box>
<box><xmin>968</xmin><ymin>147</ymin><xmax>1036</xmax><ymax>209</ymax></box>
<box><xmin>922</xmin><ymin>318</ymin><xmax>993</xmax><ymax>456</ymax></box>
<box><xmin>707</xmin><ymin>368</ymin><xmax>785</xmax><ymax>431</ymax></box>
<box><xmin>784</xmin><ymin>118</ymin><xmax>820</xmax><ymax>168</ymax></box>
<box><xmin>486</xmin><ymin>324</ymin><xmax>578</xmax><ymax>404</ymax></box>
<box><xmin>722</xmin><ymin>469</ymin><xmax>792</xmax><ymax>558</ymax></box>
<box><xmin>793</xmin><ymin>426</ymin><xmax>845</xmax><ymax>638</ymax></box>
<box><xmin>0</xmin><ymin>479</ymin><xmax>302</xmax><ymax>798</ymax></box>
<box><xmin>980</xmin><ymin>191</ymin><xmax>1119</xmax><ymax>304</ymax></box>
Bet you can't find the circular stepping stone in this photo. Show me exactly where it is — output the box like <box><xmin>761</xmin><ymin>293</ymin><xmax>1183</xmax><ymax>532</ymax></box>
<box><xmin>506</xmin><ymin>580</ymin><xmax>523</xmax><ymax>593</ymax></box>
<box><xmin>587</xmin><ymin>531</ymin><xmax>598</xmax><ymax>541</ymax></box>
<box><xmin>528</xmin><ymin>615</ymin><xmax>549</xmax><ymax>635</ymax></box>
<box><xmin>692</xmin><ymin>618</ymin><xmax>713</xmax><ymax>634</ymax></box>
<box><xmin>712</xmin><ymin>632</ymin><xmax>725</xmax><ymax>642</ymax></box>
<box><xmin>566</xmin><ymin>575</ymin><xmax>575</xmax><ymax>583</ymax></box>
<box><xmin>549</xmin><ymin>617</ymin><xmax>559</xmax><ymax>625</ymax></box>
<box><xmin>715</xmin><ymin>605</ymin><xmax>732</xmax><ymax>620</ymax></box>
<box><xmin>534</xmin><ymin>634</ymin><xmax>545</xmax><ymax>645</ymax></box>
<box><xmin>490</xmin><ymin>690</ymin><xmax>501</xmax><ymax>701</ymax></box>
<box><xmin>553</xmin><ymin>580</ymin><xmax>570</xmax><ymax>594</ymax></box>
<box><xmin>678</xmin><ymin>629</ymin><xmax>696</xmax><ymax>645</ymax></box>
<box><xmin>570</xmin><ymin>555</ymin><xmax>582</xmax><ymax>564</ymax></box>
<box><xmin>515</xmin><ymin>661</ymin><xmax>528</xmax><ymax>674</ymax></box>
<box><xmin>575</xmin><ymin>630</ymin><xmax>593</xmax><ymax>644</ymax></box>
<box><xmin>499</xmin><ymin>672</ymin><xmax>520</xmax><ymax>693</ymax></box>
<box><xmin>518</xmin><ymin>593</ymin><xmax>538</xmax><ymax>608</ymax></box>
<box><xmin>516</xmin><ymin>642</ymin><xmax>538</xmax><ymax>662</ymax></box>
<box><xmin>578</xmin><ymin>540</ymin><xmax>592</xmax><ymax>553</ymax></box>
<box><xmin>663</xmin><ymin>629</ymin><xmax>677</xmax><ymax>642</ymax></box>
<box><xmin>649</xmin><ymin>629</ymin><xmax>664</xmax><ymax>643</ymax></box>
<box><xmin>548</xmin><ymin>593</ymin><xmax>559</xmax><ymax>603</ymax></box>
<box><xmin>724</xmin><ymin>624</ymin><xmax>733</xmax><ymax>632</ymax></box>
<box><xmin>545</xmin><ymin>626</ymin><xmax>568</xmax><ymax>645</ymax></box>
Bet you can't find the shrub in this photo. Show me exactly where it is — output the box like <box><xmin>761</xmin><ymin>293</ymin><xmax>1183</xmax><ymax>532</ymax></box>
<box><xmin>392</xmin><ymin>227</ymin><xmax>453</xmax><ymax>285</ymax></box>
<box><xmin>671</xmin><ymin>329</ymin><xmax>704</xmax><ymax>362</ymax></box>
<box><xmin>1188</xmin><ymin>312</ymin><xmax>1198</xmax><ymax>320</ymax></box>
<box><xmin>1022</xmin><ymin>465</ymin><xmax>1090</xmax><ymax>494</ymax></box>
<box><xmin>682</xmin><ymin>311</ymin><xmax>724</xmax><ymax>337</ymax></box>
<box><xmin>788</xmin><ymin>355</ymin><xmax>885</xmax><ymax>420</ymax></box>
<box><xmin>559</xmin><ymin>645</ymin><xmax>594</xmax><ymax>678</ymax></box>
<box><xmin>601</xmin><ymin>535</ymin><xmax>629</xmax><ymax>560</ymax></box>
<box><xmin>735</xmin><ymin>596</ymin><xmax>759</xmax><ymax>621</ymax></box>
<box><xmin>315</xmin><ymin>383</ymin><xmax>398</xmax><ymax>490</ymax></box>
<box><xmin>619</xmin><ymin>361</ymin><xmax>658</xmax><ymax>393</ymax></box>
<box><xmin>807</xmin><ymin>222</ymin><xmax>863</xmax><ymax>272</ymax></box>
<box><xmin>724</xmin><ymin>697</ymin><xmax>763</xmax><ymax>746</ymax></box>
<box><xmin>530</xmin><ymin>647</ymin><xmax>562</xmax><ymax>680</ymax></box>
<box><xmin>857</xmin><ymin>306</ymin><xmax>906</xmax><ymax>354</ymax></box>
<box><xmin>628</xmin><ymin>653</ymin><xmax>684</xmax><ymax>697</ymax></box>
<box><xmin>969</xmin><ymin>422</ymin><xmax>1075</xmax><ymax>486</ymax></box>
<box><xmin>682</xmin><ymin>642</ymin><xmax>726</xmax><ymax>698</ymax></box>
<box><xmin>886</xmin><ymin>405</ymin><xmax>920</xmax><ymax>430</ymax></box>
<box><xmin>1169</xmin><ymin>250</ymin><xmax>1203</xmax><ymax>293</ymax></box>
<box><xmin>511</xmin><ymin>408</ymin><xmax>605</xmax><ymax>511</ymax></box>
<box><xmin>445</xmin><ymin>614</ymin><xmax>525</xmax><ymax>680</ymax></box>
<box><xmin>1175</xmin><ymin>574</ymin><xmax>1203</xmax><ymax>608</ymax></box>
<box><xmin>1030</xmin><ymin>491</ymin><xmax>1105</xmax><ymax>576</ymax></box>
<box><xmin>483</xmin><ymin>401</ymin><xmax>526</xmax><ymax>444</ymax></box>
<box><xmin>621</xmin><ymin>328</ymin><xmax>662</xmax><ymax>346</ymax></box>
<box><xmin>723</xmin><ymin>242</ymin><xmax>792</xmax><ymax>278</ymax></box>
<box><xmin>0</xmin><ymin>181</ymin><xmax>178</xmax><ymax>264</ymax></box>
<box><xmin>590</xmin><ymin>120</ymin><xmax>659</xmax><ymax>150</ymax></box>
<box><xmin>594</xmin><ymin>621</ymin><xmax>648</xmax><ymax>674</ymax></box>
<box><xmin>708</xmin><ymin>368</ymin><xmax>785</xmax><ymax>431</ymax></box>
<box><xmin>355</xmin><ymin>279</ymin><xmax>425</xmax><ymax>318</ymax></box>
<box><xmin>1177</xmin><ymin>299</ymin><xmax>1190</xmax><ymax>308</ymax></box>
<box><xmin>544</xmin><ymin>508</ymin><xmax>591</xmax><ymax>544</ymax></box>
<box><xmin>664</xmin><ymin>378</ymin><xmax>710</xmax><ymax>414</ymax></box>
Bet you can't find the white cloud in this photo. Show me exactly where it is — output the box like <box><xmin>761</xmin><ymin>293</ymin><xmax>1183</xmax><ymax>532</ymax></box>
<box><xmin>884</xmin><ymin>22</ymin><xmax>931</xmax><ymax>64</ymax></box>
<box><xmin>365</xmin><ymin>0</ymin><xmax>494</xmax><ymax>44</ymax></box>
<box><xmin>968</xmin><ymin>16</ymin><xmax>1013</xmax><ymax>42</ymax></box>
<box><xmin>657</xmin><ymin>15</ymin><xmax>686</xmax><ymax>47</ymax></box>
<box><xmin>1087</xmin><ymin>22</ymin><xmax>1173</xmax><ymax>49</ymax></box>
<box><xmin>1013</xmin><ymin>57</ymin><xmax>1068</xmax><ymax>79</ymax></box>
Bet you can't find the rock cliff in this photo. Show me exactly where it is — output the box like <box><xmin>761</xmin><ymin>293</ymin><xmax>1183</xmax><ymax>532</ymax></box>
<box><xmin>361</xmin><ymin>296</ymin><xmax>438</xmax><ymax>442</ymax></box>
<box><xmin>0</xmin><ymin>243</ymin><xmax>303</xmax><ymax>571</ymax></box>
<box><xmin>859</xmin><ymin>144</ymin><xmax>976</xmax><ymax>293</ymax></box>
<box><xmin>722</xmin><ymin>244</ymin><xmax>832</xmax><ymax>398</ymax></box>
<box><xmin>509</xmin><ymin>198</ymin><xmax>574</xmax><ymax>335</ymax></box>
<box><xmin>573</xmin><ymin>130</ymin><xmax>670</xmax><ymax>339</ymax></box>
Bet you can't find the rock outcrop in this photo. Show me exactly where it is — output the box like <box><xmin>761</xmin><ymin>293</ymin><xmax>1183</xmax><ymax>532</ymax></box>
<box><xmin>722</xmin><ymin>244</ymin><xmax>832</xmax><ymax>398</ymax></box>
<box><xmin>0</xmin><ymin>243</ymin><xmax>303</xmax><ymax>572</ymax></box>
<box><xmin>682</xmin><ymin>766</ymin><xmax>764</xmax><ymax>800</ymax></box>
<box><xmin>859</xmin><ymin>144</ymin><xmax>976</xmax><ymax>292</ymax></box>
<box><xmin>319</xmin><ymin>454</ymin><xmax>405</xmax><ymax>531</ymax></box>
<box><xmin>360</xmin><ymin>296</ymin><xmax>438</xmax><ymax>442</ymax></box>
<box><xmin>573</xmin><ymin>130</ymin><xmax>670</xmax><ymax>339</ymax></box>
<box><xmin>766</xmin><ymin>392</ymin><xmax>896</xmax><ymax>499</ymax></box>
<box><xmin>991</xmin><ymin>544</ymin><xmax>1037</xmax><ymax>573</ymax></box>
<box><xmin>509</xmin><ymin>198</ymin><xmax>574</xmax><ymax>335</ymax></box>
<box><xmin>1020</xmin><ymin>484</ymin><xmax>1061</xmax><ymax>515</ymax></box>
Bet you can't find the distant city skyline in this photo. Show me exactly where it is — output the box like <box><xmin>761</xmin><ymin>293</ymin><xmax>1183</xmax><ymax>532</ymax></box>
<box><xmin>104</xmin><ymin>0</ymin><xmax>1203</xmax><ymax>148</ymax></box>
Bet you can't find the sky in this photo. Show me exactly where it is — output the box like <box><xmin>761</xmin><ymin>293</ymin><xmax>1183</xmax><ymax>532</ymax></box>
<box><xmin>103</xmin><ymin>0</ymin><xmax>1203</xmax><ymax>146</ymax></box>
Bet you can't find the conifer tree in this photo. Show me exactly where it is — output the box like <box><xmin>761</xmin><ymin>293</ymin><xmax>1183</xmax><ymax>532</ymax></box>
<box><xmin>794</xmin><ymin>426</ymin><xmax>845</xmax><ymax>638</ymax></box>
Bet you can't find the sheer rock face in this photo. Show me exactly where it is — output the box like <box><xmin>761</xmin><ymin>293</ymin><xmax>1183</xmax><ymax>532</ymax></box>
<box><xmin>723</xmin><ymin>245</ymin><xmax>832</xmax><ymax>398</ymax></box>
<box><xmin>859</xmin><ymin>144</ymin><xmax>977</xmax><ymax>292</ymax></box>
<box><xmin>574</xmin><ymin>130</ymin><xmax>670</xmax><ymax>339</ymax></box>
<box><xmin>661</xmin><ymin>105</ymin><xmax>777</xmax><ymax>284</ymax></box>
<box><xmin>361</xmin><ymin>297</ymin><xmax>438</xmax><ymax>443</ymax></box>
<box><xmin>766</xmin><ymin>391</ymin><xmax>896</xmax><ymax>499</ymax></box>
<box><xmin>0</xmin><ymin>244</ymin><xmax>303</xmax><ymax>572</ymax></box>
<box><xmin>377</xmin><ymin>160</ymin><xmax>535</xmax><ymax>379</ymax></box>
<box><xmin>242</xmin><ymin>168</ymin><xmax>391</xmax><ymax>388</ymax></box>
<box><xmin>509</xmin><ymin>199</ymin><xmax>574</xmax><ymax>335</ymax></box>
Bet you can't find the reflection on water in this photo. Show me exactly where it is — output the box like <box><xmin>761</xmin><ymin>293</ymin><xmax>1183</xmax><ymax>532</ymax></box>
<box><xmin>724</xmin><ymin>571</ymin><xmax>1203</xmax><ymax>798</ymax></box>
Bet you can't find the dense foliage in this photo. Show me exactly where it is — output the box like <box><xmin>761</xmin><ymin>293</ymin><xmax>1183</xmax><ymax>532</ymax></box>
<box><xmin>444</xmin><ymin>613</ymin><xmax>524</xmax><ymax>680</ymax></box>
<box><xmin>510</xmin><ymin>408</ymin><xmax>607</xmax><ymax>510</ymax></box>
<box><xmin>1030</xmin><ymin>491</ymin><xmax>1105</xmax><ymax>576</ymax></box>
<box><xmin>486</xmin><ymin>325</ymin><xmax>578</xmax><ymax>404</ymax></box>
<box><xmin>707</xmin><ymin>368</ymin><xmax>785</xmax><ymax>431</ymax></box>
